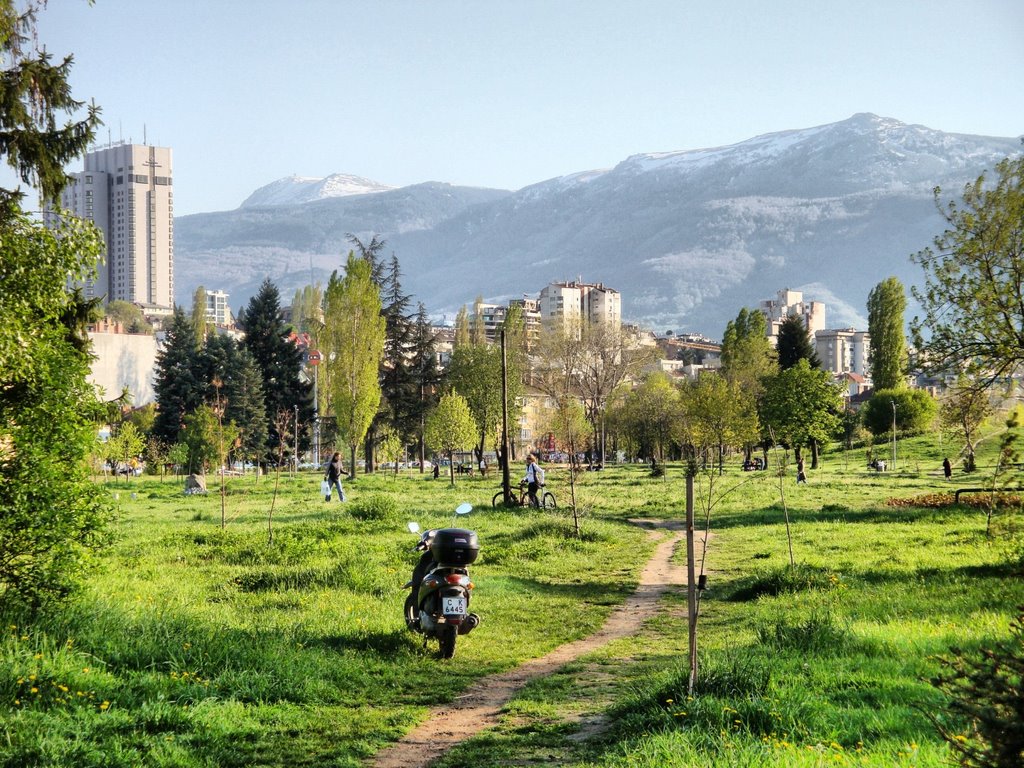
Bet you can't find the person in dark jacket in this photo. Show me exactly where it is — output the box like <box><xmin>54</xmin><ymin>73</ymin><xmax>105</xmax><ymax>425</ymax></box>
<box><xmin>943</xmin><ymin>457</ymin><xmax>952</xmax><ymax>480</ymax></box>
<box><xmin>324</xmin><ymin>452</ymin><xmax>346</xmax><ymax>501</ymax></box>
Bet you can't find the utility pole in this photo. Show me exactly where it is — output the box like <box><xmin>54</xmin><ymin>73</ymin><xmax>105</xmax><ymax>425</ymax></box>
<box><xmin>686</xmin><ymin>471</ymin><xmax>698</xmax><ymax>695</ymax></box>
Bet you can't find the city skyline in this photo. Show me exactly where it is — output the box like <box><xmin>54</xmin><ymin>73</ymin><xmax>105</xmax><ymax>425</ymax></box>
<box><xmin>20</xmin><ymin>0</ymin><xmax>1024</xmax><ymax>216</ymax></box>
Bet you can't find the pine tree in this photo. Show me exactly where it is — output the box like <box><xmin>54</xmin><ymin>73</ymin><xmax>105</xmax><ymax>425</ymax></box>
<box><xmin>152</xmin><ymin>308</ymin><xmax>203</xmax><ymax>443</ymax></box>
<box><xmin>378</xmin><ymin>254</ymin><xmax>416</xmax><ymax>440</ymax></box>
<box><xmin>776</xmin><ymin>314</ymin><xmax>820</xmax><ymax>370</ymax></box>
<box><xmin>239</xmin><ymin>278</ymin><xmax>313</xmax><ymax>457</ymax></box>
<box><xmin>409</xmin><ymin>302</ymin><xmax>441</xmax><ymax>469</ymax></box>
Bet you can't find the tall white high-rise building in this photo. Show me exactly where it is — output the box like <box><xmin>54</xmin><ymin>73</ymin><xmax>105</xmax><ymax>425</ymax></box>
<box><xmin>538</xmin><ymin>279</ymin><xmax>621</xmax><ymax>331</ymax></box>
<box><xmin>56</xmin><ymin>143</ymin><xmax>174</xmax><ymax>310</ymax></box>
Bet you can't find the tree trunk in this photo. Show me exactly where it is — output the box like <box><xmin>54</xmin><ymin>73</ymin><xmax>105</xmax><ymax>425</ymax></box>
<box><xmin>810</xmin><ymin>438</ymin><xmax>820</xmax><ymax>469</ymax></box>
<box><xmin>348</xmin><ymin>444</ymin><xmax>357</xmax><ymax>481</ymax></box>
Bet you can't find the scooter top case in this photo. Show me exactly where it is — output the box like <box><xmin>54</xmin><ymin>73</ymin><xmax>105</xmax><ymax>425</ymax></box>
<box><xmin>429</xmin><ymin>528</ymin><xmax>479</xmax><ymax>566</ymax></box>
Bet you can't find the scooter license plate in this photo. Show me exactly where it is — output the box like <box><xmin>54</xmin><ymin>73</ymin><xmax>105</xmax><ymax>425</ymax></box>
<box><xmin>442</xmin><ymin>596</ymin><xmax>467</xmax><ymax>615</ymax></box>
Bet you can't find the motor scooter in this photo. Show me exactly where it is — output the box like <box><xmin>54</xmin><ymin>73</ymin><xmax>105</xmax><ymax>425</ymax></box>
<box><xmin>404</xmin><ymin>503</ymin><xmax>481</xmax><ymax>658</ymax></box>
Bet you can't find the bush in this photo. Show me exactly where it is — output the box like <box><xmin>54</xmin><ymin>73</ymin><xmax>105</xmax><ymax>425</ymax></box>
<box><xmin>348</xmin><ymin>494</ymin><xmax>401</xmax><ymax>524</ymax></box>
<box><xmin>932</xmin><ymin>608</ymin><xmax>1024</xmax><ymax>767</ymax></box>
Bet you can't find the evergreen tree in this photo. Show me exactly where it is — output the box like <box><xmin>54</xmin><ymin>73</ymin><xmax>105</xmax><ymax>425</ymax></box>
<box><xmin>409</xmin><ymin>302</ymin><xmax>441</xmax><ymax>469</ymax></box>
<box><xmin>152</xmin><ymin>307</ymin><xmax>203</xmax><ymax>443</ymax></box>
<box><xmin>378</xmin><ymin>253</ymin><xmax>416</xmax><ymax>443</ymax></box>
<box><xmin>239</xmin><ymin>278</ymin><xmax>313</xmax><ymax>456</ymax></box>
<box><xmin>776</xmin><ymin>314</ymin><xmax>820</xmax><ymax>370</ymax></box>
<box><xmin>867</xmin><ymin>277</ymin><xmax>907</xmax><ymax>390</ymax></box>
<box><xmin>346</xmin><ymin>233</ymin><xmax>387</xmax><ymax>285</ymax></box>
<box><xmin>0</xmin><ymin>0</ymin><xmax>101</xmax><ymax>218</ymax></box>
<box><xmin>200</xmin><ymin>335</ymin><xmax>267</xmax><ymax>463</ymax></box>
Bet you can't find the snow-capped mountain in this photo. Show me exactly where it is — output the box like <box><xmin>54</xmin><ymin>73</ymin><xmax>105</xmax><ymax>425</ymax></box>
<box><xmin>239</xmin><ymin>173</ymin><xmax>394</xmax><ymax>208</ymax></box>
<box><xmin>176</xmin><ymin>114</ymin><xmax>1022</xmax><ymax>337</ymax></box>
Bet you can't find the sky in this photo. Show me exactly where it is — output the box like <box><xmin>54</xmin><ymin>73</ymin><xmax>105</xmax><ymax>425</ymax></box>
<box><xmin>26</xmin><ymin>0</ymin><xmax>1024</xmax><ymax>216</ymax></box>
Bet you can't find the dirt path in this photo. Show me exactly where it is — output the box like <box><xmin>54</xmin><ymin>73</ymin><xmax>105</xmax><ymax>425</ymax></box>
<box><xmin>371</xmin><ymin>520</ymin><xmax>692</xmax><ymax>768</ymax></box>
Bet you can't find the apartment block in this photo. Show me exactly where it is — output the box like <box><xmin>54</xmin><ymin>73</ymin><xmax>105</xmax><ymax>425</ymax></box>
<box><xmin>538</xmin><ymin>279</ymin><xmax>621</xmax><ymax>330</ymax></box>
<box><xmin>759</xmin><ymin>288</ymin><xmax>825</xmax><ymax>345</ymax></box>
<box><xmin>205</xmin><ymin>289</ymin><xmax>232</xmax><ymax>327</ymax></box>
<box><xmin>815</xmin><ymin>328</ymin><xmax>871</xmax><ymax>378</ymax></box>
<box><xmin>55</xmin><ymin>143</ymin><xmax>174</xmax><ymax>310</ymax></box>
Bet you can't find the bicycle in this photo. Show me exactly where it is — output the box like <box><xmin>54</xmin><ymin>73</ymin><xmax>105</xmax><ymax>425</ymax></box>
<box><xmin>492</xmin><ymin>480</ymin><xmax>556</xmax><ymax>509</ymax></box>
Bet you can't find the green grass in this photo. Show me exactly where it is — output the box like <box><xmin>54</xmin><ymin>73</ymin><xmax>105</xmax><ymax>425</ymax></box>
<box><xmin>2</xmin><ymin>434</ymin><xmax>1023</xmax><ymax>766</ymax></box>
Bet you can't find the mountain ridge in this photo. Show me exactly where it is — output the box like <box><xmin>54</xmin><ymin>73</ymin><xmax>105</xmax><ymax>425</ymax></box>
<box><xmin>176</xmin><ymin>114</ymin><xmax>1022</xmax><ymax>337</ymax></box>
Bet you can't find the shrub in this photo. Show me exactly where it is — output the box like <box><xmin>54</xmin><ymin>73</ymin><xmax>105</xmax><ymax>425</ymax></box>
<box><xmin>932</xmin><ymin>608</ymin><xmax>1024</xmax><ymax>767</ymax></box>
<box><xmin>726</xmin><ymin>563</ymin><xmax>841</xmax><ymax>601</ymax></box>
<box><xmin>348</xmin><ymin>493</ymin><xmax>401</xmax><ymax>524</ymax></box>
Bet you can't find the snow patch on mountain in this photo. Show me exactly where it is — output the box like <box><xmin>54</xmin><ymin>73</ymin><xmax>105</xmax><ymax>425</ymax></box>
<box><xmin>240</xmin><ymin>173</ymin><xmax>394</xmax><ymax>208</ymax></box>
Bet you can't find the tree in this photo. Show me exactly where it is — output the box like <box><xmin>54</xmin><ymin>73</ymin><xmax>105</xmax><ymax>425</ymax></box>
<box><xmin>759</xmin><ymin>359</ymin><xmax>842</xmax><ymax>468</ymax></box>
<box><xmin>152</xmin><ymin>307</ymin><xmax>202</xmax><ymax>444</ymax></box>
<box><xmin>720</xmin><ymin>307</ymin><xmax>776</xmax><ymax>391</ymax></box>
<box><xmin>454</xmin><ymin>305</ymin><xmax>471</xmax><ymax>348</ymax></box>
<box><xmin>191</xmin><ymin>285</ymin><xmax>208</xmax><ymax>347</ymax></box>
<box><xmin>289</xmin><ymin>283</ymin><xmax>323</xmax><ymax>334</ymax></box>
<box><xmin>470</xmin><ymin>296</ymin><xmax>488</xmax><ymax>345</ymax></box>
<box><xmin>0</xmin><ymin>0</ymin><xmax>101</xmax><ymax>218</ymax></box>
<box><xmin>424</xmin><ymin>391</ymin><xmax>477</xmax><ymax>487</ymax></box>
<box><xmin>911</xmin><ymin>157</ymin><xmax>1024</xmax><ymax>387</ymax></box>
<box><xmin>201</xmin><ymin>335</ymin><xmax>267</xmax><ymax>470</ymax></box>
<box><xmin>867</xmin><ymin>277</ymin><xmax>907</xmax><ymax>390</ymax></box>
<box><xmin>104</xmin><ymin>300</ymin><xmax>152</xmax><ymax>334</ymax></box>
<box><xmin>322</xmin><ymin>252</ymin><xmax>386</xmax><ymax>478</ymax></box>
<box><xmin>239</xmin><ymin>278</ymin><xmax>313</xmax><ymax>458</ymax></box>
<box><xmin>940</xmin><ymin>378</ymin><xmax>994</xmax><ymax>473</ymax></box>
<box><xmin>679</xmin><ymin>373</ymin><xmax>759</xmax><ymax>474</ymax></box>
<box><xmin>0</xmin><ymin>211</ymin><xmax>110</xmax><ymax>609</ymax></box>
<box><xmin>375</xmin><ymin>253</ymin><xmax>416</xmax><ymax>457</ymax></box>
<box><xmin>408</xmin><ymin>302</ymin><xmax>441</xmax><ymax>470</ymax></box>
<box><xmin>446</xmin><ymin>343</ymin><xmax>503</xmax><ymax>464</ymax></box>
<box><xmin>776</xmin><ymin>314</ymin><xmax>820</xmax><ymax>370</ymax></box>
<box><xmin>611</xmin><ymin>373</ymin><xmax>681</xmax><ymax>461</ymax></box>
<box><xmin>107</xmin><ymin>421</ymin><xmax>145</xmax><ymax>482</ymax></box>
<box><xmin>180</xmin><ymin>404</ymin><xmax>238</xmax><ymax>476</ymax></box>
<box><xmin>861</xmin><ymin>388</ymin><xmax>938</xmax><ymax>438</ymax></box>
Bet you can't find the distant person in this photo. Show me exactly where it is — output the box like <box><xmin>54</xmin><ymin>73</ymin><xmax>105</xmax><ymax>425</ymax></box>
<box><xmin>324</xmin><ymin>452</ymin><xmax>346</xmax><ymax>502</ymax></box>
<box><xmin>943</xmin><ymin>457</ymin><xmax>952</xmax><ymax>480</ymax></box>
<box><xmin>796</xmin><ymin>456</ymin><xmax>807</xmax><ymax>484</ymax></box>
<box><xmin>432</xmin><ymin>462</ymin><xmax>440</xmax><ymax>480</ymax></box>
<box><xmin>523</xmin><ymin>454</ymin><xmax>545</xmax><ymax>508</ymax></box>
<box><xmin>479</xmin><ymin>458</ymin><xmax>487</xmax><ymax>477</ymax></box>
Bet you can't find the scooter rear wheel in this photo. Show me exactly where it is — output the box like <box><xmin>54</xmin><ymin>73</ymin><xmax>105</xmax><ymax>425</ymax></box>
<box><xmin>439</xmin><ymin>624</ymin><xmax>457</xmax><ymax>659</ymax></box>
<box><xmin>403</xmin><ymin>592</ymin><xmax>419</xmax><ymax>632</ymax></box>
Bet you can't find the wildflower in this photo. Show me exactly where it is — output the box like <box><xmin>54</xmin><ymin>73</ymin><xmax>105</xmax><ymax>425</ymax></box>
<box><xmin>82</xmin><ymin>668</ymin><xmax>90</xmax><ymax>674</ymax></box>
<box><xmin>33</xmin><ymin>653</ymin><xmax>42</xmax><ymax>660</ymax></box>
<box><xmin>99</xmin><ymin>701</ymin><xmax>110</xmax><ymax>711</ymax></box>
<box><xmin>13</xmin><ymin>699</ymin><xmax>19</xmax><ymax>705</ymax></box>
<box><xmin>954</xmin><ymin>735</ymin><xmax>968</xmax><ymax>743</ymax></box>
<box><xmin>30</xmin><ymin>687</ymin><xmax>38</xmax><ymax>694</ymax></box>
<box><xmin>58</xmin><ymin>684</ymin><xmax>68</xmax><ymax>692</ymax></box>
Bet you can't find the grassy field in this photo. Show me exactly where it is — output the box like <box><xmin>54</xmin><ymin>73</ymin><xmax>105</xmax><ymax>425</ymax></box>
<box><xmin>1</xmin><ymin>435</ymin><xmax>1022</xmax><ymax>767</ymax></box>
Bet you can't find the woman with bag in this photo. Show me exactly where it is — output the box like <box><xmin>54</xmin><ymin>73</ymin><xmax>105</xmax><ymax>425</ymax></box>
<box><xmin>323</xmin><ymin>452</ymin><xmax>346</xmax><ymax>502</ymax></box>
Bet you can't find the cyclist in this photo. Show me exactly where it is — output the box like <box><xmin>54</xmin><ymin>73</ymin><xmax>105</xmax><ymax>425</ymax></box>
<box><xmin>523</xmin><ymin>453</ymin><xmax>545</xmax><ymax>508</ymax></box>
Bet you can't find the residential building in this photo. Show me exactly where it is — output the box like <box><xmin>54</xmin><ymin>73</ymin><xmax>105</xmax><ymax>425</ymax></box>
<box><xmin>815</xmin><ymin>328</ymin><xmax>871</xmax><ymax>378</ymax></box>
<box><xmin>538</xmin><ymin>279</ymin><xmax>621</xmax><ymax>331</ymax></box>
<box><xmin>759</xmin><ymin>288</ymin><xmax>824</xmax><ymax>345</ymax></box>
<box><xmin>55</xmin><ymin>142</ymin><xmax>174</xmax><ymax>311</ymax></box>
<box><xmin>205</xmin><ymin>289</ymin><xmax>232</xmax><ymax>327</ymax></box>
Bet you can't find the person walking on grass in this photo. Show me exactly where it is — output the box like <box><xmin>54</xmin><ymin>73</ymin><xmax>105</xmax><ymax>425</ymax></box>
<box><xmin>943</xmin><ymin>457</ymin><xmax>952</xmax><ymax>480</ymax></box>
<box><xmin>324</xmin><ymin>452</ymin><xmax>346</xmax><ymax>502</ymax></box>
<box><xmin>796</xmin><ymin>456</ymin><xmax>807</xmax><ymax>484</ymax></box>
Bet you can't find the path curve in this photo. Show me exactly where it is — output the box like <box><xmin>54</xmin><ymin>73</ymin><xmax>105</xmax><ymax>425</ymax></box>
<box><xmin>371</xmin><ymin>520</ymin><xmax>690</xmax><ymax>768</ymax></box>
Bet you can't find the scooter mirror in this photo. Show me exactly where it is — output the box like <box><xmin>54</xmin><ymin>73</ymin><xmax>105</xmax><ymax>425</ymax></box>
<box><xmin>454</xmin><ymin>503</ymin><xmax>472</xmax><ymax>516</ymax></box>
<box><xmin>407</xmin><ymin>521</ymin><xmax>421</xmax><ymax>534</ymax></box>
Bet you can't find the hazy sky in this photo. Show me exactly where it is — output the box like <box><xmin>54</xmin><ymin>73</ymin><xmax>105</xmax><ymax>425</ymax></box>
<box><xmin>31</xmin><ymin>0</ymin><xmax>1024</xmax><ymax>215</ymax></box>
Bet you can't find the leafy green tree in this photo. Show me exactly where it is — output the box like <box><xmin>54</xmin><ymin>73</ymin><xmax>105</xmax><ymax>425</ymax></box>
<box><xmin>290</xmin><ymin>284</ymin><xmax>323</xmax><ymax>334</ymax></box>
<box><xmin>322</xmin><ymin>252</ymin><xmax>386</xmax><ymax>478</ymax></box>
<box><xmin>776</xmin><ymin>314</ymin><xmax>820</xmax><ymax>370</ymax></box>
<box><xmin>612</xmin><ymin>372</ymin><xmax>681</xmax><ymax>461</ymax></box>
<box><xmin>446</xmin><ymin>343</ymin><xmax>503</xmax><ymax>464</ymax></box>
<box><xmin>470</xmin><ymin>296</ymin><xmax>488</xmax><ymax>345</ymax></box>
<box><xmin>861</xmin><ymin>388</ymin><xmax>938</xmax><ymax>438</ymax></box>
<box><xmin>679</xmin><ymin>373</ymin><xmax>760</xmax><ymax>474</ymax></box>
<box><xmin>180</xmin><ymin>404</ymin><xmax>239</xmax><ymax>476</ymax></box>
<box><xmin>759</xmin><ymin>359</ymin><xmax>842</xmax><ymax>468</ymax></box>
<box><xmin>0</xmin><ymin>211</ymin><xmax>110</xmax><ymax>609</ymax></box>
<box><xmin>424</xmin><ymin>391</ymin><xmax>477</xmax><ymax>487</ymax></box>
<box><xmin>201</xmin><ymin>335</ymin><xmax>267</xmax><ymax>468</ymax></box>
<box><xmin>454</xmin><ymin>305</ymin><xmax>471</xmax><ymax>348</ymax></box>
<box><xmin>720</xmin><ymin>307</ymin><xmax>776</xmax><ymax>390</ymax></box>
<box><xmin>940</xmin><ymin>378</ymin><xmax>994</xmax><ymax>473</ymax></box>
<box><xmin>867</xmin><ymin>277</ymin><xmax>907</xmax><ymax>390</ymax></box>
<box><xmin>107</xmin><ymin>421</ymin><xmax>145</xmax><ymax>482</ymax></box>
<box><xmin>239</xmin><ymin>278</ymin><xmax>313</xmax><ymax>457</ymax></box>
<box><xmin>191</xmin><ymin>285</ymin><xmax>208</xmax><ymax>346</ymax></box>
<box><xmin>152</xmin><ymin>307</ymin><xmax>202</xmax><ymax>443</ymax></box>
<box><xmin>911</xmin><ymin>157</ymin><xmax>1024</xmax><ymax>386</ymax></box>
<box><xmin>104</xmin><ymin>300</ymin><xmax>152</xmax><ymax>334</ymax></box>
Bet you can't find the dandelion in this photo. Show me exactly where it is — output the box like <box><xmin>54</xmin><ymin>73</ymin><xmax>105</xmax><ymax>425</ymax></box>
<box><xmin>58</xmin><ymin>684</ymin><xmax>68</xmax><ymax>692</ymax></box>
<box><xmin>30</xmin><ymin>687</ymin><xmax>38</xmax><ymax>694</ymax></box>
<box><xmin>33</xmin><ymin>653</ymin><xmax>42</xmax><ymax>660</ymax></box>
<box><xmin>99</xmin><ymin>701</ymin><xmax>110</xmax><ymax>711</ymax></box>
<box><xmin>82</xmin><ymin>668</ymin><xmax>90</xmax><ymax>674</ymax></box>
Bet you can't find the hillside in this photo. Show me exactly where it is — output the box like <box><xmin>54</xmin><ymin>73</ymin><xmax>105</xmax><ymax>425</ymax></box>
<box><xmin>175</xmin><ymin>114</ymin><xmax>1021</xmax><ymax>336</ymax></box>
